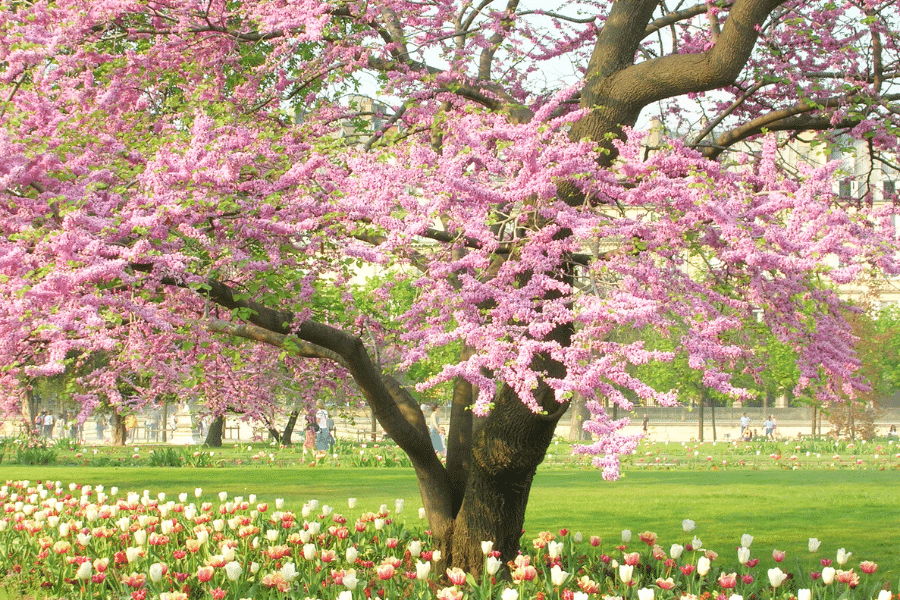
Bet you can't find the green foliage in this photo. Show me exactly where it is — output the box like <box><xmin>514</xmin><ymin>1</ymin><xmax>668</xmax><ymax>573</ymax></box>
<box><xmin>51</xmin><ymin>437</ymin><xmax>81</xmax><ymax>452</ymax></box>
<box><xmin>10</xmin><ymin>436</ymin><xmax>57</xmax><ymax>465</ymax></box>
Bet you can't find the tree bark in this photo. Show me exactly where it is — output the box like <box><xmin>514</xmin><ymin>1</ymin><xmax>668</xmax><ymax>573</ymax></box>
<box><xmin>567</xmin><ymin>392</ymin><xmax>592</xmax><ymax>442</ymax></box>
<box><xmin>281</xmin><ymin>410</ymin><xmax>300</xmax><ymax>446</ymax></box>
<box><xmin>205</xmin><ymin>415</ymin><xmax>225</xmax><ymax>447</ymax></box>
<box><xmin>446</xmin><ymin>384</ymin><xmax>567</xmax><ymax>573</ymax></box>
<box><xmin>111</xmin><ymin>413</ymin><xmax>126</xmax><ymax>446</ymax></box>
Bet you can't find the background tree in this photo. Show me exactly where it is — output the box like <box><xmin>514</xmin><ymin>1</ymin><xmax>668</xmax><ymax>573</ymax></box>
<box><xmin>2</xmin><ymin>0</ymin><xmax>899</xmax><ymax>572</ymax></box>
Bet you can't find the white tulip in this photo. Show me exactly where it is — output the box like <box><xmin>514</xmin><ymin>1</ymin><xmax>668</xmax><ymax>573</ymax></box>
<box><xmin>416</xmin><ymin>560</ymin><xmax>431</xmax><ymax>581</ymax></box>
<box><xmin>345</xmin><ymin>546</ymin><xmax>358</xmax><ymax>564</ymax></box>
<box><xmin>221</xmin><ymin>545</ymin><xmax>235</xmax><ymax>562</ymax></box>
<box><xmin>501</xmin><ymin>588</ymin><xmax>519</xmax><ymax>600</ymax></box>
<box><xmin>740</xmin><ymin>533</ymin><xmax>753</xmax><ymax>548</ymax></box>
<box><xmin>808</xmin><ymin>538</ymin><xmax>821</xmax><ymax>553</ymax></box>
<box><xmin>637</xmin><ymin>588</ymin><xmax>655</xmax><ymax>600</ymax></box>
<box><xmin>343</xmin><ymin>570</ymin><xmax>359</xmax><ymax>590</ymax></box>
<box><xmin>75</xmin><ymin>561</ymin><xmax>92</xmax><ymax>580</ymax></box>
<box><xmin>621</xmin><ymin>529</ymin><xmax>632</xmax><ymax>543</ymax></box>
<box><xmin>550</xmin><ymin>565</ymin><xmax>568</xmax><ymax>587</ymax></box>
<box><xmin>302</xmin><ymin>543</ymin><xmax>316</xmax><ymax>560</ymax></box>
<box><xmin>737</xmin><ymin>546</ymin><xmax>751</xmax><ymax>565</ymax></box>
<box><xmin>768</xmin><ymin>567</ymin><xmax>787</xmax><ymax>588</ymax></box>
<box><xmin>348</xmin><ymin>498</ymin><xmax>357</xmax><ymax>509</ymax></box>
<box><xmin>408</xmin><ymin>540</ymin><xmax>422</xmax><ymax>557</ymax></box>
<box><xmin>486</xmin><ymin>556</ymin><xmax>503</xmax><ymax>576</ymax></box>
<box><xmin>836</xmin><ymin>548</ymin><xmax>851</xmax><ymax>565</ymax></box>
<box><xmin>822</xmin><ymin>567</ymin><xmax>836</xmax><ymax>585</ymax></box>
<box><xmin>798</xmin><ymin>589</ymin><xmax>811</xmax><ymax>600</ymax></box>
<box><xmin>149</xmin><ymin>562</ymin><xmax>166</xmax><ymax>583</ymax></box>
<box><xmin>280</xmin><ymin>562</ymin><xmax>298</xmax><ymax>582</ymax></box>
<box><xmin>619</xmin><ymin>564</ymin><xmax>634</xmax><ymax>584</ymax></box>
<box><xmin>481</xmin><ymin>540</ymin><xmax>493</xmax><ymax>555</ymax></box>
<box><xmin>225</xmin><ymin>561</ymin><xmax>242</xmax><ymax>582</ymax></box>
<box><xmin>682</xmin><ymin>519</ymin><xmax>696</xmax><ymax>532</ymax></box>
<box><xmin>697</xmin><ymin>556</ymin><xmax>710</xmax><ymax>576</ymax></box>
<box><xmin>548</xmin><ymin>540</ymin><xmax>564</xmax><ymax>560</ymax></box>
<box><xmin>670</xmin><ymin>544</ymin><xmax>684</xmax><ymax>559</ymax></box>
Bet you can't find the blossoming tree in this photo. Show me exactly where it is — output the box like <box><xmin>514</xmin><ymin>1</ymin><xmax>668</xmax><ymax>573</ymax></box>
<box><xmin>2</xmin><ymin>0</ymin><xmax>899</xmax><ymax>571</ymax></box>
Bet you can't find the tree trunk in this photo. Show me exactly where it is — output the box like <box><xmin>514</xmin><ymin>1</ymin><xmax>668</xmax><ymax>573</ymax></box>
<box><xmin>711</xmin><ymin>400</ymin><xmax>717</xmax><ymax>441</ymax></box>
<box><xmin>205</xmin><ymin>415</ymin><xmax>225</xmax><ymax>447</ymax></box>
<box><xmin>443</xmin><ymin>384</ymin><xmax>565</xmax><ymax>573</ymax></box>
<box><xmin>23</xmin><ymin>387</ymin><xmax>37</xmax><ymax>435</ymax></box>
<box><xmin>280</xmin><ymin>410</ymin><xmax>300</xmax><ymax>446</ymax></box>
<box><xmin>567</xmin><ymin>392</ymin><xmax>592</xmax><ymax>442</ymax></box>
<box><xmin>111</xmin><ymin>413</ymin><xmax>126</xmax><ymax>446</ymax></box>
<box><xmin>161</xmin><ymin>403</ymin><xmax>169</xmax><ymax>443</ymax></box>
<box><xmin>698</xmin><ymin>399</ymin><xmax>705</xmax><ymax>442</ymax></box>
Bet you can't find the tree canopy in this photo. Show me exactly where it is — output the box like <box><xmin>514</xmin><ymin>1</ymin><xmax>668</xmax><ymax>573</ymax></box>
<box><xmin>2</xmin><ymin>0</ymin><xmax>899</xmax><ymax>570</ymax></box>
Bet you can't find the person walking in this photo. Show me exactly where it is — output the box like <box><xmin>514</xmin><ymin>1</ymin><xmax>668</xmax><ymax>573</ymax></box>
<box><xmin>764</xmin><ymin>415</ymin><xmax>775</xmax><ymax>440</ymax></box>
<box><xmin>740</xmin><ymin>413</ymin><xmax>750</xmax><ymax>437</ymax></box>
<box><xmin>314</xmin><ymin>401</ymin><xmax>334</xmax><ymax>451</ymax></box>
<box><xmin>428</xmin><ymin>404</ymin><xmax>444</xmax><ymax>456</ymax></box>
<box><xmin>43</xmin><ymin>411</ymin><xmax>55</xmax><ymax>439</ymax></box>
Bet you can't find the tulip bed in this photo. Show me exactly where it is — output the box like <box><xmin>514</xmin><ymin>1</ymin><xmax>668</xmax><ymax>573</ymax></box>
<box><xmin>0</xmin><ymin>479</ymin><xmax>894</xmax><ymax>600</ymax></box>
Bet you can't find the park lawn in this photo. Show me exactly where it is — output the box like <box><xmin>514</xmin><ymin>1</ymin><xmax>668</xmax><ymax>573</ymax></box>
<box><xmin>1</xmin><ymin>465</ymin><xmax>897</xmax><ymax>579</ymax></box>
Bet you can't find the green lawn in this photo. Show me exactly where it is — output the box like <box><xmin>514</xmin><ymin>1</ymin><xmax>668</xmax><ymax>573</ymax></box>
<box><xmin>2</xmin><ymin>465</ymin><xmax>897</xmax><ymax>578</ymax></box>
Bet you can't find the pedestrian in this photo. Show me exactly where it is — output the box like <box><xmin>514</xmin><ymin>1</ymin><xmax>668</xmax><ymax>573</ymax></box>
<box><xmin>740</xmin><ymin>412</ymin><xmax>750</xmax><ymax>436</ymax></box>
<box><xmin>764</xmin><ymin>415</ymin><xmax>775</xmax><ymax>440</ymax></box>
<box><xmin>642</xmin><ymin>413</ymin><xmax>649</xmax><ymax>433</ymax></box>
<box><xmin>43</xmin><ymin>411</ymin><xmax>55</xmax><ymax>438</ymax></box>
<box><xmin>428</xmin><ymin>404</ymin><xmax>444</xmax><ymax>456</ymax></box>
<box><xmin>125</xmin><ymin>413</ymin><xmax>138</xmax><ymax>442</ymax></box>
<box><xmin>314</xmin><ymin>401</ymin><xmax>334</xmax><ymax>451</ymax></box>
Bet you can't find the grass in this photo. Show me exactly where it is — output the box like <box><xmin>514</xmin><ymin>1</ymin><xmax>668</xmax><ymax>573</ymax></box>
<box><xmin>2</xmin><ymin>465</ymin><xmax>898</xmax><ymax>578</ymax></box>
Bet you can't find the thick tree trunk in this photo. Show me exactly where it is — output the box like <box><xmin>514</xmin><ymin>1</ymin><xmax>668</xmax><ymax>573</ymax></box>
<box><xmin>443</xmin><ymin>384</ymin><xmax>565</xmax><ymax>573</ymax></box>
<box><xmin>204</xmin><ymin>415</ymin><xmax>224</xmax><ymax>447</ymax></box>
<box><xmin>280</xmin><ymin>410</ymin><xmax>299</xmax><ymax>446</ymax></box>
<box><xmin>111</xmin><ymin>413</ymin><xmax>126</xmax><ymax>446</ymax></box>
